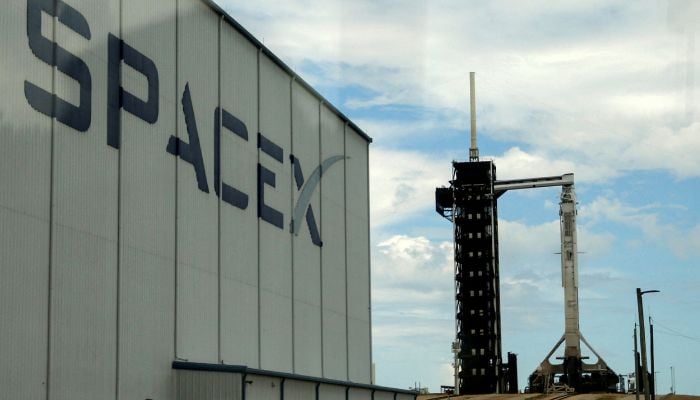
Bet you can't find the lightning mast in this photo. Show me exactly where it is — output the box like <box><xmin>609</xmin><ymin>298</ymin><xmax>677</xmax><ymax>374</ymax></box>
<box><xmin>469</xmin><ymin>72</ymin><xmax>479</xmax><ymax>162</ymax></box>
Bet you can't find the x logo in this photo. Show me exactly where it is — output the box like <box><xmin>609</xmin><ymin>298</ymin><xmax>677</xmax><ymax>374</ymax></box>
<box><xmin>290</xmin><ymin>154</ymin><xmax>346</xmax><ymax>247</ymax></box>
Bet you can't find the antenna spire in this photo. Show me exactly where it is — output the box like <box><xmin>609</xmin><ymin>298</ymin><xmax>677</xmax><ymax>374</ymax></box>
<box><xmin>469</xmin><ymin>72</ymin><xmax>479</xmax><ymax>162</ymax></box>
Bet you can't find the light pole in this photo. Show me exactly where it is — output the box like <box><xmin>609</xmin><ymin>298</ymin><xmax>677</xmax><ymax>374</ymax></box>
<box><xmin>636</xmin><ymin>288</ymin><xmax>659</xmax><ymax>400</ymax></box>
<box><xmin>634</xmin><ymin>324</ymin><xmax>639</xmax><ymax>400</ymax></box>
<box><xmin>653</xmin><ymin>372</ymin><xmax>661</xmax><ymax>398</ymax></box>
<box><xmin>650</xmin><ymin>317</ymin><xmax>655</xmax><ymax>400</ymax></box>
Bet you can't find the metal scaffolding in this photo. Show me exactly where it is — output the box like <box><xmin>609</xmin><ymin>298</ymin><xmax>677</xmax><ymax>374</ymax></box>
<box><xmin>436</xmin><ymin>161</ymin><xmax>508</xmax><ymax>394</ymax></box>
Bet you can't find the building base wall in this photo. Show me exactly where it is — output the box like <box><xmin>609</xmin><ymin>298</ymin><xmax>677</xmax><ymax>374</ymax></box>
<box><xmin>174</xmin><ymin>363</ymin><xmax>416</xmax><ymax>400</ymax></box>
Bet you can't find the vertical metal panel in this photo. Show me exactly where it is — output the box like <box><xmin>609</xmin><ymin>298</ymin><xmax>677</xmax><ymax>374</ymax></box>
<box><xmin>0</xmin><ymin>212</ymin><xmax>49</xmax><ymax>397</ymax></box>
<box><xmin>284</xmin><ymin>380</ymin><xmax>316</xmax><ymax>400</ymax></box>
<box><xmin>348</xmin><ymin>388</ymin><xmax>372</xmax><ymax>400</ymax></box>
<box><xmin>0</xmin><ymin>2</ymin><xmax>50</xmax><ymax>397</ymax></box>
<box><xmin>320</xmin><ymin>105</ymin><xmax>348</xmax><ymax>380</ymax></box>
<box><xmin>345</xmin><ymin>129</ymin><xmax>371</xmax><ymax>384</ymax></box>
<box><xmin>374</xmin><ymin>391</ymin><xmax>395</xmax><ymax>400</ymax></box>
<box><xmin>176</xmin><ymin>0</ymin><xmax>219</xmax><ymax>363</ymax></box>
<box><xmin>119</xmin><ymin>0</ymin><xmax>176</xmax><ymax>398</ymax></box>
<box><xmin>0</xmin><ymin>2</ymin><xmax>53</xmax><ymax>217</ymax></box>
<box><xmin>0</xmin><ymin>211</ymin><xmax>49</xmax><ymax>397</ymax></box>
<box><xmin>396</xmin><ymin>394</ymin><xmax>416</xmax><ymax>400</ymax></box>
<box><xmin>49</xmin><ymin>1</ymin><xmax>119</xmax><ymax>398</ymax></box>
<box><xmin>323</xmin><ymin>311</ymin><xmax>349</xmax><ymax>379</ymax></box>
<box><xmin>347</xmin><ymin>316</ymin><xmax>371</xmax><ymax>384</ymax></box>
<box><xmin>219</xmin><ymin>21</ymin><xmax>260</xmax><ymax>367</ymax></box>
<box><xmin>291</xmin><ymin>80</ymin><xmax>322</xmax><ymax>376</ymax></box>
<box><xmin>176</xmin><ymin>370</ymin><xmax>241</xmax><ymax>400</ymax></box>
<box><xmin>258</xmin><ymin>53</ymin><xmax>293</xmax><ymax>372</ymax></box>
<box><xmin>318</xmin><ymin>384</ymin><xmax>346</xmax><ymax>400</ymax></box>
<box><xmin>245</xmin><ymin>375</ymin><xmax>280</xmax><ymax>398</ymax></box>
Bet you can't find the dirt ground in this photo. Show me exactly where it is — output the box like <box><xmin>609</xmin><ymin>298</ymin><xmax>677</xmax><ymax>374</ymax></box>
<box><xmin>418</xmin><ymin>394</ymin><xmax>699</xmax><ymax>400</ymax></box>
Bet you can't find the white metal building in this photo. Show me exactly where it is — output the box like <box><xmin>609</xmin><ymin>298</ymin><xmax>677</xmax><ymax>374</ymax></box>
<box><xmin>0</xmin><ymin>0</ymin><xmax>415</xmax><ymax>398</ymax></box>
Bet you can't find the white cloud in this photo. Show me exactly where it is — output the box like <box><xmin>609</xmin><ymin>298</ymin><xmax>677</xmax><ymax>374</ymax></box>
<box><xmin>369</xmin><ymin>147</ymin><xmax>449</xmax><ymax>228</ymax></box>
<box><xmin>370</xmin><ymin>235</ymin><xmax>454</xmax><ymax>347</ymax></box>
<box><xmin>370</xmin><ymin>234</ymin><xmax>456</xmax><ymax>389</ymax></box>
<box><xmin>499</xmin><ymin>217</ymin><xmax>615</xmax><ymax>268</ymax></box>
<box><xmin>373</xmin><ymin>235</ymin><xmax>453</xmax><ymax>293</ymax></box>
<box><xmin>488</xmin><ymin>147</ymin><xmax>617</xmax><ymax>182</ymax></box>
<box><xmin>218</xmin><ymin>0</ymin><xmax>700</xmax><ymax>180</ymax></box>
<box><xmin>368</xmin><ymin>144</ymin><xmax>626</xmax><ymax>231</ymax></box>
<box><xmin>581</xmin><ymin>196</ymin><xmax>700</xmax><ymax>258</ymax></box>
<box><xmin>617</xmin><ymin>122</ymin><xmax>700</xmax><ymax>178</ymax></box>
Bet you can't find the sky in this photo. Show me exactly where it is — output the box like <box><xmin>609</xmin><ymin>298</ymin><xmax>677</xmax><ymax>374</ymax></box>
<box><xmin>215</xmin><ymin>0</ymin><xmax>700</xmax><ymax>394</ymax></box>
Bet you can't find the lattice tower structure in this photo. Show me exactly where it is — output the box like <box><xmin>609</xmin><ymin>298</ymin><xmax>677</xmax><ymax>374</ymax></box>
<box><xmin>449</xmin><ymin>161</ymin><xmax>503</xmax><ymax>393</ymax></box>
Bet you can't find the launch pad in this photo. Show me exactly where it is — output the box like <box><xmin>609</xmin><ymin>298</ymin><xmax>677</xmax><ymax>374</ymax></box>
<box><xmin>437</xmin><ymin>169</ymin><xmax>619</xmax><ymax>393</ymax></box>
<box><xmin>435</xmin><ymin>73</ymin><xmax>617</xmax><ymax>393</ymax></box>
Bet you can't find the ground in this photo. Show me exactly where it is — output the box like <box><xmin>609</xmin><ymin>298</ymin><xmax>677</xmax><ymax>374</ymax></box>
<box><xmin>418</xmin><ymin>394</ymin><xmax>698</xmax><ymax>400</ymax></box>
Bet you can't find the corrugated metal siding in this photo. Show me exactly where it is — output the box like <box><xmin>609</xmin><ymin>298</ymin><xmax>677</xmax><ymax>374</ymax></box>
<box><xmin>319</xmin><ymin>384</ymin><xmax>346</xmax><ymax>399</ymax></box>
<box><xmin>321</xmin><ymin>104</ymin><xmax>349</xmax><ymax>380</ymax></box>
<box><xmin>0</xmin><ymin>1</ymin><xmax>50</xmax><ymax>397</ymax></box>
<box><xmin>1</xmin><ymin>0</ymin><xmax>375</xmax><ymax>397</ymax></box>
<box><xmin>284</xmin><ymin>379</ymin><xmax>316</xmax><ymax>400</ymax></box>
<box><xmin>245</xmin><ymin>375</ymin><xmax>280</xmax><ymax>398</ymax></box>
<box><xmin>258</xmin><ymin>53</ymin><xmax>294</xmax><ymax>373</ymax></box>
<box><xmin>118</xmin><ymin>0</ymin><xmax>177</xmax><ymax>398</ymax></box>
<box><xmin>172</xmin><ymin>363</ymin><xmax>417</xmax><ymax>400</ymax></box>
<box><xmin>175</xmin><ymin>0</ymin><xmax>220</xmax><ymax>363</ymax></box>
<box><xmin>348</xmin><ymin>387</ymin><xmax>372</xmax><ymax>400</ymax></box>
<box><xmin>291</xmin><ymin>80</ymin><xmax>323</xmax><ymax>377</ymax></box>
<box><xmin>345</xmin><ymin>129</ymin><xmax>372</xmax><ymax>384</ymax></box>
<box><xmin>49</xmin><ymin>1</ymin><xmax>120</xmax><ymax>399</ymax></box>
<box><xmin>219</xmin><ymin>17</ymin><xmax>260</xmax><ymax>368</ymax></box>
<box><xmin>375</xmin><ymin>390</ymin><xmax>396</xmax><ymax>400</ymax></box>
<box><xmin>0</xmin><ymin>211</ymin><xmax>49</xmax><ymax>398</ymax></box>
<box><xmin>176</xmin><ymin>370</ymin><xmax>242</xmax><ymax>400</ymax></box>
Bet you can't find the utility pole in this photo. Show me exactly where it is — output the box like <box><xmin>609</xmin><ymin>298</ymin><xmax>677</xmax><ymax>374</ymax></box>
<box><xmin>649</xmin><ymin>317</ymin><xmax>655</xmax><ymax>400</ymax></box>
<box><xmin>637</xmin><ymin>288</ymin><xmax>659</xmax><ymax>400</ymax></box>
<box><xmin>670</xmin><ymin>366</ymin><xmax>675</xmax><ymax>394</ymax></box>
<box><xmin>634</xmin><ymin>324</ymin><xmax>639</xmax><ymax>400</ymax></box>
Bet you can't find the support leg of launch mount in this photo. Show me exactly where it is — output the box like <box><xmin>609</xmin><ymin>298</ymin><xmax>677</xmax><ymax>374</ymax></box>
<box><xmin>529</xmin><ymin>332</ymin><xmax>618</xmax><ymax>393</ymax></box>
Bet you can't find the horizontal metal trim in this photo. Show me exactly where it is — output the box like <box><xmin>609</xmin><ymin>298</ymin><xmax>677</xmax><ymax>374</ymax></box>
<box><xmin>172</xmin><ymin>361</ymin><xmax>416</xmax><ymax>395</ymax></box>
<box><xmin>200</xmin><ymin>0</ymin><xmax>372</xmax><ymax>144</ymax></box>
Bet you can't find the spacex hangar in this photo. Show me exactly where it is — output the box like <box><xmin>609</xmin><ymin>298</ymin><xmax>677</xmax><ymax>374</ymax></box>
<box><xmin>0</xmin><ymin>0</ymin><xmax>415</xmax><ymax>398</ymax></box>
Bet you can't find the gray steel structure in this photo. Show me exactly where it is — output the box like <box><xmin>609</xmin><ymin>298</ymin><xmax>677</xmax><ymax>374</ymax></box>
<box><xmin>0</xmin><ymin>0</ymin><xmax>413</xmax><ymax>398</ymax></box>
